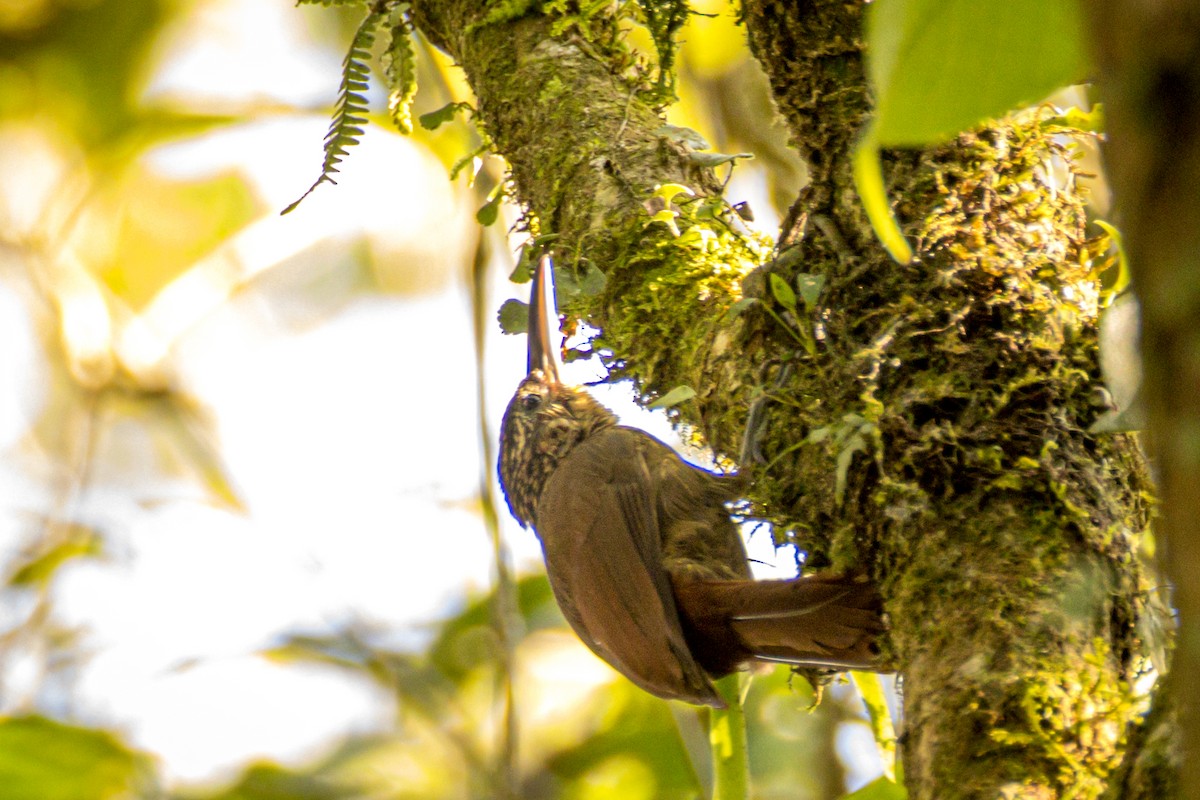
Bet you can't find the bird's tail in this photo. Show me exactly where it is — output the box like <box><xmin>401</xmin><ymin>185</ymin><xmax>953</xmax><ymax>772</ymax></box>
<box><xmin>671</xmin><ymin>573</ymin><xmax>886</xmax><ymax>676</ymax></box>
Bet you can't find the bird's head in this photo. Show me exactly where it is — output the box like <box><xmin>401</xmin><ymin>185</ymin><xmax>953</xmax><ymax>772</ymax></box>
<box><xmin>498</xmin><ymin>255</ymin><xmax>616</xmax><ymax>527</ymax></box>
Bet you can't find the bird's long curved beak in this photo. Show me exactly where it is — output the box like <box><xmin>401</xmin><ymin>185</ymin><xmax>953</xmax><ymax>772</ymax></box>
<box><xmin>527</xmin><ymin>253</ymin><xmax>562</xmax><ymax>383</ymax></box>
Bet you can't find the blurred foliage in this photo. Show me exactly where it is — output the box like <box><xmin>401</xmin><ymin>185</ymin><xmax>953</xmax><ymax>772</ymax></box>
<box><xmin>0</xmin><ymin>715</ymin><xmax>157</xmax><ymax>800</ymax></box>
<box><xmin>0</xmin><ymin>0</ymin><xmax>170</xmax><ymax>146</ymax></box>
<box><xmin>0</xmin><ymin>0</ymin><xmax>898</xmax><ymax>798</ymax></box>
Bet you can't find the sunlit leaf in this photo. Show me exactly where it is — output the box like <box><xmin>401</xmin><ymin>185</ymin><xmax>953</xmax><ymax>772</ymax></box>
<box><xmin>648</xmin><ymin>385</ymin><xmax>696</xmax><ymax>409</ymax></box>
<box><xmin>0</xmin><ymin>716</ymin><xmax>154</xmax><ymax>800</ymax></box>
<box><xmin>1094</xmin><ymin>219</ymin><xmax>1130</xmax><ymax>299</ymax></box>
<box><xmin>648</xmin><ymin>208</ymin><xmax>682</xmax><ymax>237</ymax></box>
<box><xmin>652</xmin><ymin>183</ymin><xmax>695</xmax><ymax>206</ymax></box>
<box><xmin>8</xmin><ymin>525</ymin><xmax>103</xmax><ymax>587</ymax></box>
<box><xmin>866</xmin><ymin>0</ymin><xmax>1088</xmax><ymax>146</ymax></box>
<box><xmin>1040</xmin><ymin>103</ymin><xmax>1105</xmax><ymax>134</ymax></box>
<box><xmin>545</xmin><ymin>683</ymin><xmax>701</xmax><ymax>798</ymax></box>
<box><xmin>851</xmin><ymin>671</ymin><xmax>898</xmax><ymax>781</ymax></box>
<box><xmin>852</xmin><ymin>129</ymin><xmax>913</xmax><ymax>264</ymax></box>
<box><xmin>184</xmin><ymin>762</ymin><xmax>343</xmax><ymax>800</ymax></box>
<box><xmin>768</xmin><ymin>274</ymin><xmax>796</xmax><ymax>311</ymax></box>
<box><xmin>94</xmin><ymin>170</ymin><xmax>260</xmax><ymax>310</ymax></box>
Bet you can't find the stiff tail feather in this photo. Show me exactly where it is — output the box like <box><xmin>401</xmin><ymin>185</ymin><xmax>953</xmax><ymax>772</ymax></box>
<box><xmin>671</xmin><ymin>573</ymin><xmax>885</xmax><ymax>675</ymax></box>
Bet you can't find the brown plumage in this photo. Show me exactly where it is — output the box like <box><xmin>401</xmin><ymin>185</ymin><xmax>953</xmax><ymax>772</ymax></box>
<box><xmin>498</xmin><ymin>255</ymin><xmax>885</xmax><ymax>708</ymax></box>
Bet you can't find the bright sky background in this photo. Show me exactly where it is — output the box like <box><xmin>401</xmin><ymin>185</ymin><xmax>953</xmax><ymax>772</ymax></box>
<box><xmin>0</xmin><ymin>0</ymin><xmax>884</xmax><ymax>791</ymax></box>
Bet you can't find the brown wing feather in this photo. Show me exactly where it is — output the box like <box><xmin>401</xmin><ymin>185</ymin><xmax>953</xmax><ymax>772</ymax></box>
<box><xmin>536</xmin><ymin>428</ymin><xmax>723</xmax><ymax>707</ymax></box>
<box><xmin>672</xmin><ymin>574</ymin><xmax>884</xmax><ymax>673</ymax></box>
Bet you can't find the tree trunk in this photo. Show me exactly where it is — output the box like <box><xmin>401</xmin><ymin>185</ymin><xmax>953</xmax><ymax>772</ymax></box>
<box><xmin>1086</xmin><ymin>2</ymin><xmax>1200</xmax><ymax>798</ymax></box>
<box><xmin>408</xmin><ymin>0</ymin><xmax>1157</xmax><ymax>796</ymax></box>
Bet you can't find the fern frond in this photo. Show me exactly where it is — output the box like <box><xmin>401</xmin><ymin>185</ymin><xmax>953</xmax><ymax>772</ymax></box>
<box><xmin>382</xmin><ymin>5</ymin><xmax>418</xmax><ymax>135</ymax></box>
<box><xmin>282</xmin><ymin>7</ymin><xmax>385</xmax><ymax>215</ymax></box>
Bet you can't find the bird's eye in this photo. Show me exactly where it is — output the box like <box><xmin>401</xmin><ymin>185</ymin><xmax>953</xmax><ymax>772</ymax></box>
<box><xmin>521</xmin><ymin>393</ymin><xmax>542</xmax><ymax>411</ymax></box>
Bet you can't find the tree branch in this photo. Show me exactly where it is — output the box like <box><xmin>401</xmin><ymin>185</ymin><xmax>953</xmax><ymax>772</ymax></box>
<box><xmin>739</xmin><ymin>1</ymin><xmax>1155</xmax><ymax>797</ymax></box>
<box><xmin>409</xmin><ymin>0</ymin><xmax>1158</xmax><ymax>796</ymax></box>
<box><xmin>1086</xmin><ymin>2</ymin><xmax>1200</xmax><ymax>796</ymax></box>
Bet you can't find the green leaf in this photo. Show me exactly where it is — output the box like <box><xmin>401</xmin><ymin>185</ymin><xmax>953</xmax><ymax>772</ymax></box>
<box><xmin>1040</xmin><ymin>103</ymin><xmax>1105</xmax><ymax>133</ymax></box>
<box><xmin>497</xmin><ymin>299</ymin><xmax>529</xmax><ymax>334</ymax></box>
<box><xmin>476</xmin><ymin>184</ymin><xmax>505</xmax><ymax>225</ymax></box>
<box><xmin>852</xmin><ymin>671</ymin><xmax>899</xmax><ymax>782</ymax></box>
<box><xmin>796</xmin><ymin>273</ymin><xmax>826</xmax><ymax>308</ymax></box>
<box><xmin>553</xmin><ymin>262</ymin><xmax>606</xmax><ymax>299</ymax></box>
<box><xmin>852</xmin><ymin>128</ymin><xmax>914</xmax><ymax>264</ymax></box>
<box><xmin>725</xmin><ymin>297</ymin><xmax>758</xmax><ymax>318</ymax></box>
<box><xmin>648</xmin><ymin>208</ymin><xmax>681</xmax><ymax>237</ymax></box>
<box><xmin>419</xmin><ymin>101</ymin><xmax>469</xmax><ymax>131</ymax></box>
<box><xmin>652</xmin><ymin>183</ymin><xmax>694</xmax><ymax>206</ymax></box>
<box><xmin>648</xmin><ymin>385</ymin><xmax>696</xmax><ymax>409</ymax></box>
<box><xmin>840</xmin><ymin>775</ymin><xmax>908</xmax><ymax>800</ymax></box>
<box><xmin>0</xmin><ymin>716</ymin><xmax>154</xmax><ymax>800</ymax></box>
<box><xmin>686</xmin><ymin>151</ymin><xmax>754</xmax><ymax>167</ymax></box>
<box><xmin>1094</xmin><ymin>219</ymin><xmax>1130</xmax><ymax>298</ymax></box>
<box><xmin>8</xmin><ymin>526</ymin><xmax>102</xmax><ymax>586</ymax></box>
<box><xmin>768</xmin><ymin>273</ymin><xmax>797</xmax><ymax>311</ymax></box>
<box><xmin>193</xmin><ymin>761</ymin><xmax>345</xmax><ymax>800</ymax></box>
<box><xmin>677</xmin><ymin>225</ymin><xmax>718</xmax><ymax>251</ymax></box>
<box><xmin>710</xmin><ymin>673</ymin><xmax>750</xmax><ymax>800</ymax></box>
<box><xmin>509</xmin><ymin>255</ymin><xmax>532</xmax><ymax>284</ymax></box>
<box><xmin>866</xmin><ymin>0</ymin><xmax>1088</xmax><ymax>146</ymax></box>
<box><xmin>655</xmin><ymin>124</ymin><xmax>710</xmax><ymax>149</ymax></box>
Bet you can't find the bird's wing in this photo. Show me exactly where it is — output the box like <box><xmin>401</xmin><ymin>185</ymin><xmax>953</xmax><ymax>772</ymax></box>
<box><xmin>536</xmin><ymin>428</ymin><xmax>723</xmax><ymax>707</ymax></box>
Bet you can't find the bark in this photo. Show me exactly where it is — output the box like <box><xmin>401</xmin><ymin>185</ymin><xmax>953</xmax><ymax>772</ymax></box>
<box><xmin>407</xmin><ymin>0</ymin><xmax>1156</xmax><ymax>796</ymax></box>
<box><xmin>1086</xmin><ymin>2</ymin><xmax>1200</xmax><ymax>797</ymax></box>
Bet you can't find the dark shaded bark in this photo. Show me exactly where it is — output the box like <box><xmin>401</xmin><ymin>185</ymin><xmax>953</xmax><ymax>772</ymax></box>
<box><xmin>408</xmin><ymin>0</ymin><xmax>1156</xmax><ymax>796</ymax></box>
<box><xmin>1086</xmin><ymin>2</ymin><xmax>1200</xmax><ymax>797</ymax></box>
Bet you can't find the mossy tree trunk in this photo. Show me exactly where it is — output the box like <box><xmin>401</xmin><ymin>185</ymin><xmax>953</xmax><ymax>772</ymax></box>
<box><xmin>407</xmin><ymin>0</ymin><xmax>1158</xmax><ymax>796</ymax></box>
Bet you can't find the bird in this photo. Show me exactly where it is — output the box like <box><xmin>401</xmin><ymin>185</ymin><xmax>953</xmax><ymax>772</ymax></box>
<box><xmin>498</xmin><ymin>254</ymin><xmax>885</xmax><ymax>708</ymax></box>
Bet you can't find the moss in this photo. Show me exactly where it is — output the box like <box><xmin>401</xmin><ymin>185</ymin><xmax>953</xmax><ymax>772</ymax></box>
<box><xmin>407</xmin><ymin>0</ymin><xmax>1157</xmax><ymax>792</ymax></box>
<box><xmin>728</xmin><ymin>106</ymin><xmax>1153</xmax><ymax>796</ymax></box>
